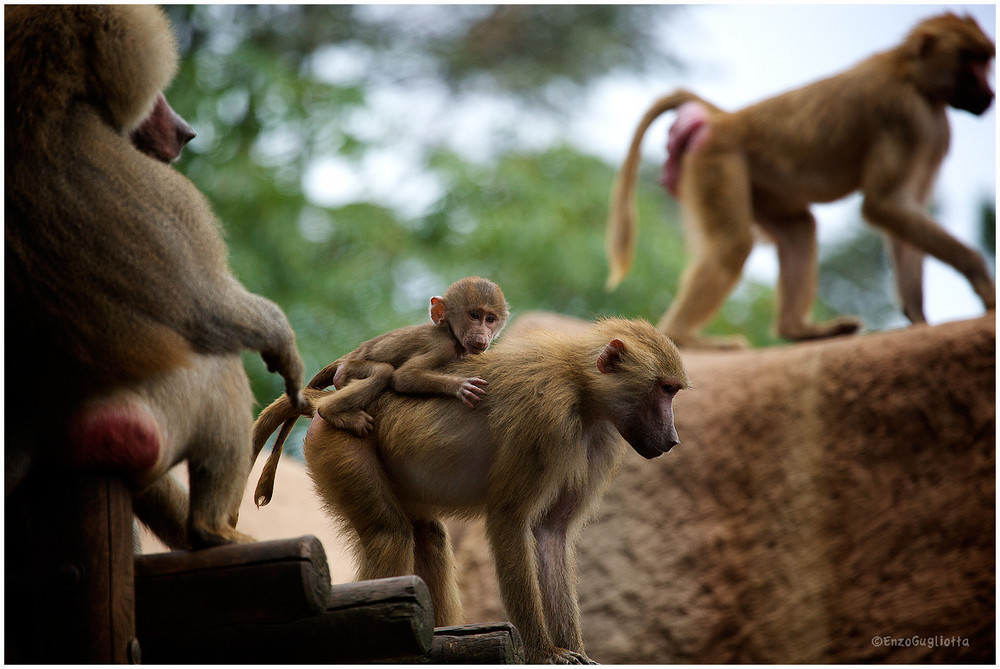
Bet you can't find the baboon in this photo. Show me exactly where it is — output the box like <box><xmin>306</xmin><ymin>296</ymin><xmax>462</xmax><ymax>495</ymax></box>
<box><xmin>5</xmin><ymin>5</ymin><xmax>304</xmax><ymax>547</ymax></box>
<box><xmin>607</xmin><ymin>12</ymin><xmax>995</xmax><ymax>349</ymax></box>
<box><xmin>254</xmin><ymin>276</ymin><xmax>508</xmax><ymax>506</ymax></box>
<box><xmin>257</xmin><ymin>317</ymin><xmax>690</xmax><ymax>663</ymax></box>
<box><xmin>75</xmin><ymin>354</ymin><xmax>256</xmax><ymax>549</ymax></box>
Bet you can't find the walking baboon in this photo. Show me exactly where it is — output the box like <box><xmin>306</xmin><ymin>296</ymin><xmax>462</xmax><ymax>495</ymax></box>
<box><xmin>607</xmin><ymin>13</ymin><xmax>995</xmax><ymax>348</ymax></box>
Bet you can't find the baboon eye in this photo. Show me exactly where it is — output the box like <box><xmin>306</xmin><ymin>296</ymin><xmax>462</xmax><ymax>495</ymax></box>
<box><xmin>962</xmin><ymin>50</ymin><xmax>991</xmax><ymax>64</ymax></box>
<box><xmin>486</xmin><ymin>315</ymin><xmax>496</xmax><ymax>323</ymax></box>
<box><xmin>469</xmin><ymin>311</ymin><xmax>480</xmax><ymax>320</ymax></box>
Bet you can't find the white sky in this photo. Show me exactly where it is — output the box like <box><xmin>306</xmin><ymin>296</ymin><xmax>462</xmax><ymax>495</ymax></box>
<box><xmin>574</xmin><ymin>3</ymin><xmax>996</xmax><ymax>326</ymax></box>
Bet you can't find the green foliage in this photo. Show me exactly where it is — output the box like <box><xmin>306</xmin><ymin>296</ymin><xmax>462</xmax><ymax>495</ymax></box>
<box><xmin>429</xmin><ymin>5</ymin><xmax>679</xmax><ymax>96</ymax></box>
<box><xmin>427</xmin><ymin>148</ymin><xmax>677</xmax><ymax>317</ymax></box>
<box><xmin>158</xmin><ymin>5</ymin><xmax>958</xmax><ymax>432</ymax></box>
<box><xmin>159</xmin><ymin>6</ymin><xmax>695</xmax><ymax>410</ymax></box>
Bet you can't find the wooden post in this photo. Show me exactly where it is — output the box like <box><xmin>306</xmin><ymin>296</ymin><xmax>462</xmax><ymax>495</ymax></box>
<box><xmin>5</xmin><ymin>470</ymin><xmax>137</xmax><ymax>663</ymax></box>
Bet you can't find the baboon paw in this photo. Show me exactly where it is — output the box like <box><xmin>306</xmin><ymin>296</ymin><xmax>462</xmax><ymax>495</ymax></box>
<box><xmin>902</xmin><ymin>305</ymin><xmax>927</xmax><ymax>324</ymax></box>
<box><xmin>353</xmin><ymin>411</ymin><xmax>375</xmax><ymax>436</ymax></box>
<box><xmin>826</xmin><ymin>316</ymin><xmax>863</xmax><ymax>337</ymax></box>
<box><xmin>285</xmin><ymin>387</ymin><xmax>308</xmax><ymax>411</ymax></box>
<box><xmin>458</xmin><ymin>379</ymin><xmax>488</xmax><ymax>407</ymax></box>
<box><xmin>261</xmin><ymin>350</ymin><xmax>305</xmax><ymax>399</ymax></box>
<box><xmin>189</xmin><ymin>524</ymin><xmax>255</xmax><ymax>550</ymax></box>
<box><xmin>324</xmin><ymin>409</ymin><xmax>374</xmax><ymax>436</ymax></box>
<box><xmin>261</xmin><ymin>350</ymin><xmax>282</xmax><ymax>374</ymax></box>
<box><xmin>785</xmin><ymin>316</ymin><xmax>862</xmax><ymax>341</ymax></box>
<box><xmin>543</xmin><ymin>648</ymin><xmax>598</xmax><ymax>664</ymax></box>
<box><xmin>672</xmin><ymin>333</ymin><xmax>750</xmax><ymax>351</ymax></box>
<box><xmin>466</xmin><ymin>376</ymin><xmax>489</xmax><ymax>388</ymax></box>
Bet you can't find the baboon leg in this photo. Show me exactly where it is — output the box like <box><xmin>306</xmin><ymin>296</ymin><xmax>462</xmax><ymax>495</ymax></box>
<box><xmin>862</xmin><ymin>190</ymin><xmax>995</xmax><ymax>311</ymax></box>
<box><xmin>306</xmin><ymin>426</ymin><xmax>415</xmax><ymax>579</ymax></box>
<box><xmin>314</xmin><ymin>363</ymin><xmax>394</xmax><ymax>436</ymax></box>
<box><xmin>889</xmin><ymin>238</ymin><xmax>927</xmax><ymax>323</ymax></box>
<box><xmin>134</xmin><ymin>474</ymin><xmax>190</xmax><ymax>550</ymax></box>
<box><xmin>759</xmin><ymin>209</ymin><xmax>862</xmax><ymax>340</ymax></box>
<box><xmin>187</xmin><ymin>432</ymin><xmax>254</xmax><ymax>548</ymax></box>
<box><xmin>413</xmin><ymin>519</ymin><xmax>463</xmax><ymax>626</ymax></box>
<box><xmin>534</xmin><ymin>513</ymin><xmax>584</xmax><ymax>655</ymax></box>
<box><xmin>658</xmin><ymin>152</ymin><xmax>755</xmax><ymax>349</ymax></box>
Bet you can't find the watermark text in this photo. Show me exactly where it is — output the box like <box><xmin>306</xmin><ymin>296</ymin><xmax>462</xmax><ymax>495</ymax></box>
<box><xmin>872</xmin><ymin>635</ymin><xmax>970</xmax><ymax>649</ymax></box>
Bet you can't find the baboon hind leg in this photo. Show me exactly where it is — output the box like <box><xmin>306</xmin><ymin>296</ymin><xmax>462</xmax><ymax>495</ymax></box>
<box><xmin>658</xmin><ymin>151</ymin><xmax>755</xmax><ymax>349</ymax></box>
<box><xmin>758</xmin><ymin>207</ymin><xmax>862</xmax><ymax>341</ymax></box>
<box><xmin>414</xmin><ymin>519</ymin><xmax>463</xmax><ymax>626</ymax></box>
<box><xmin>305</xmin><ymin>425</ymin><xmax>415</xmax><ymax>579</ymax></box>
<box><xmin>314</xmin><ymin>363</ymin><xmax>394</xmax><ymax>436</ymax></box>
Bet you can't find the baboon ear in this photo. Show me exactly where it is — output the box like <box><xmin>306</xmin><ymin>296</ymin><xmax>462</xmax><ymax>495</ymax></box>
<box><xmin>597</xmin><ymin>338</ymin><xmax>627</xmax><ymax>374</ymax></box>
<box><xmin>913</xmin><ymin>31</ymin><xmax>937</xmax><ymax>58</ymax></box>
<box><xmin>429</xmin><ymin>296</ymin><xmax>446</xmax><ymax>325</ymax></box>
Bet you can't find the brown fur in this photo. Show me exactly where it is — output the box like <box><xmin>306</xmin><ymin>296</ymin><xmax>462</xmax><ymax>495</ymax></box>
<box><xmin>253</xmin><ymin>277</ymin><xmax>508</xmax><ymax>507</ymax></box>
<box><xmin>6</xmin><ymin>5</ymin><xmax>304</xmax><ymax>413</ymax></box>
<box><xmin>102</xmin><ymin>354</ymin><xmax>256</xmax><ymax>549</ymax></box>
<box><xmin>257</xmin><ymin>317</ymin><xmax>690</xmax><ymax>663</ymax></box>
<box><xmin>606</xmin><ymin>12</ymin><xmax>995</xmax><ymax>349</ymax></box>
<box><xmin>5</xmin><ymin>6</ymin><xmax>303</xmax><ymax>548</ymax></box>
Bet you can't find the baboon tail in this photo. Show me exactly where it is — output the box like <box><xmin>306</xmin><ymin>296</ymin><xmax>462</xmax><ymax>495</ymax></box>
<box><xmin>307</xmin><ymin>355</ymin><xmax>349</xmax><ymax>389</ymax></box>
<box><xmin>606</xmin><ymin>89</ymin><xmax>708</xmax><ymax>291</ymax></box>
<box><xmin>254</xmin><ymin>418</ymin><xmax>295</xmax><ymax>507</ymax></box>
<box><xmin>251</xmin><ymin>388</ymin><xmax>324</xmax><ymax>507</ymax></box>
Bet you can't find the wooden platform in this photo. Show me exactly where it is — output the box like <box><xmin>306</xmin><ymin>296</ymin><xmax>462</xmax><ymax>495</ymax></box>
<box><xmin>6</xmin><ymin>470</ymin><xmax>523</xmax><ymax>664</ymax></box>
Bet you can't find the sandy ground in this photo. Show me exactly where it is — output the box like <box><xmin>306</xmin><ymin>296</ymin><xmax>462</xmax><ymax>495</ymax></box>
<box><xmin>138</xmin><ymin>451</ymin><xmax>356</xmax><ymax>585</ymax></box>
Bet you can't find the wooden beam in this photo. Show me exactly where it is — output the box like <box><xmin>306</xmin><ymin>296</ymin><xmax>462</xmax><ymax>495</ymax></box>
<box><xmin>136</xmin><ymin>535</ymin><xmax>331</xmax><ymax>636</ymax></box>
<box><xmin>139</xmin><ymin>575</ymin><xmax>435</xmax><ymax>663</ymax></box>
<box><xmin>407</xmin><ymin>623</ymin><xmax>526</xmax><ymax>664</ymax></box>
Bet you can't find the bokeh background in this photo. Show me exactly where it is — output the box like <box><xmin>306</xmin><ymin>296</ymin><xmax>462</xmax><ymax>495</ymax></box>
<box><xmin>161</xmin><ymin>4</ymin><xmax>996</xmax><ymax>456</ymax></box>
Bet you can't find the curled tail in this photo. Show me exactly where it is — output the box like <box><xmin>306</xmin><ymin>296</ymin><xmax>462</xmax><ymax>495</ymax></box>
<box><xmin>252</xmin><ymin>387</ymin><xmax>327</xmax><ymax>507</ymax></box>
<box><xmin>306</xmin><ymin>348</ymin><xmax>361</xmax><ymax>390</ymax></box>
<box><xmin>307</xmin><ymin>358</ymin><xmax>343</xmax><ymax>390</ymax></box>
<box><xmin>605</xmin><ymin>89</ymin><xmax>708</xmax><ymax>291</ymax></box>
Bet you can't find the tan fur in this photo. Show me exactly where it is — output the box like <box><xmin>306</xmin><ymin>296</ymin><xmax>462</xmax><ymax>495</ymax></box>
<box><xmin>6</xmin><ymin>6</ymin><xmax>178</xmax><ymax>155</ymax></box>
<box><xmin>253</xmin><ymin>277</ymin><xmax>508</xmax><ymax>507</ymax></box>
<box><xmin>258</xmin><ymin>317</ymin><xmax>690</xmax><ymax>663</ymax></box>
<box><xmin>103</xmin><ymin>354</ymin><xmax>256</xmax><ymax>549</ymax></box>
<box><xmin>6</xmin><ymin>5</ymin><xmax>304</xmax><ymax>406</ymax></box>
<box><xmin>5</xmin><ymin>6</ymin><xmax>304</xmax><ymax>548</ymax></box>
<box><xmin>606</xmin><ymin>13</ymin><xmax>996</xmax><ymax>349</ymax></box>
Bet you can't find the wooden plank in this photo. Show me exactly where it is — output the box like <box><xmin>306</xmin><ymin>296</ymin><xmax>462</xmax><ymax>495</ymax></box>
<box><xmin>5</xmin><ymin>470</ymin><xmax>137</xmax><ymax>663</ymax></box>
<box><xmin>136</xmin><ymin>535</ymin><xmax>329</xmax><ymax>576</ymax></box>
<box><xmin>135</xmin><ymin>535</ymin><xmax>331</xmax><ymax>636</ymax></box>
<box><xmin>401</xmin><ymin>623</ymin><xmax>526</xmax><ymax>664</ymax></box>
<box><xmin>139</xmin><ymin>575</ymin><xmax>435</xmax><ymax>663</ymax></box>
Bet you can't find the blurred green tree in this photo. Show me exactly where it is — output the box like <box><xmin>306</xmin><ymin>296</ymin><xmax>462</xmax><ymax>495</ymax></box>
<box><xmin>160</xmin><ymin>6</ymin><xmax>971</xmax><ymax>455</ymax></box>
<box><xmin>161</xmin><ymin>5</ymin><xmax>702</xmax><ymax>415</ymax></box>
